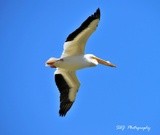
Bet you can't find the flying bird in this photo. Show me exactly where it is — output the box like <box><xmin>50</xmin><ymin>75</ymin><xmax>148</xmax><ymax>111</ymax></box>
<box><xmin>46</xmin><ymin>8</ymin><xmax>116</xmax><ymax>117</ymax></box>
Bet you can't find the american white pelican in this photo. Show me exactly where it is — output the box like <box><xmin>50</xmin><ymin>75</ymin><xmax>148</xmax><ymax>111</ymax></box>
<box><xmin>46</xmin><ymin>8</ymin><xmax>116</xmax><ymax>116</ymax></box>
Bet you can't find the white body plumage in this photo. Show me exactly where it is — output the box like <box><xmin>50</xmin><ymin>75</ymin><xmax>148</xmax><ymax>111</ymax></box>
<box><xmin>54</xmin><ymin>54</ymin><xmax>98</xmax><ymax>71</ymax></box>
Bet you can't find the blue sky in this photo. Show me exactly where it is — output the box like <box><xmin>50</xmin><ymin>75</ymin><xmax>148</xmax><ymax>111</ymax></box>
<box><xmin>1</xmin><ymin>0</ymin><xmax>160</xmax><ymax>135</ymax></box>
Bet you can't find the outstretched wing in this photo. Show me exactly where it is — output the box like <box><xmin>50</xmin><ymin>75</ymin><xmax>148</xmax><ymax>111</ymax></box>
<box><xmin>54</xmin><ymin>69</ymin><xmax>80</xmax><ymax>116</ymax></box>
<box><xmin>61</xmin><ymin>8</ymin><xmax>100</xmax><ymax>58</ymax></box>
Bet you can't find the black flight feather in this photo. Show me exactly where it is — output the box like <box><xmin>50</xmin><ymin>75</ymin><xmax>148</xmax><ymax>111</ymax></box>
<box><xmin>55</xmin><ymin>74</ymin><xmax>74</xmax><ymax>116</ymax></box>
<box><xmin>65</xmin><ymin>8</ymin><xmax>100</xmax><ymax>42</ymax></box>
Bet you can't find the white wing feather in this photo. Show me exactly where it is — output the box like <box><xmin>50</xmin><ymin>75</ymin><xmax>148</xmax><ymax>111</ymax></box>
<box><xmin>61</xmin><ymin>18</ymin><xmax>100</xmax><ymax>58</ymax></box>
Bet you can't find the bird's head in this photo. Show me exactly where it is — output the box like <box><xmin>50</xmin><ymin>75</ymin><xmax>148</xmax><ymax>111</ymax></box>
<box><xmin>86</xmin><ymin>54</ymin><xmax>116</xmax><ymax>67</ymax></box>
<box><xmin>45</xmin><ymin>57</ymin><xmax>58</xmax><ymax>68</ymax></box>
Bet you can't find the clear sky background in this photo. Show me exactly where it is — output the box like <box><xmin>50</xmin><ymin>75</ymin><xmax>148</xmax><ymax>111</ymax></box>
<box><xmin>1</xmin><ymin>0</ymin><xmax>160</xmax><ymax>135</ymax></box>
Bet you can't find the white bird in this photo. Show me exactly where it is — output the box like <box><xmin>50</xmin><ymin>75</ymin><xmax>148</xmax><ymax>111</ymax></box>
<box><xmin>46</xmin><ymin>8</ymin><xmax>116</xmax><ymax>116</ymax></box>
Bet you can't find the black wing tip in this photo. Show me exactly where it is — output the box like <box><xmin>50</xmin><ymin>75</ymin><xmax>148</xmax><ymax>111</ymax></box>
<box><xmin>59</xmin><ymin>111</ymin><xmax>67</xmax><ymax>117</ymax></box>
<box><xmin>55</xmin><ymin>74</ymin><xmax>72</xmax><ymax>117</ymax></box>
<box><xmin>59</xmin><ymin>111</ymin><xmax>66</xmax><ymax>117</ymax></box>
<box><xmin>90</xmin><ymin>8</ymin><xmax>100</xmax><ymax>20</ymax></box>
<box><xmin>59</xmin><ymin>101</ymin><xmax>74</xmax><ymax>117</ymax></box>
<box><xmin>65</xmin><ymin>8</ymin><xmax>101</xmax><ymax>42</ymax></box>
<box><xmin>97</xmin><ymin>8</ymin><xmax>100</xmax><ymax>11</ymax></box>
<box><xmin>95</xmin><ymin>8</ymin><xmax>100</xmax><ymax>19</ymax></box>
